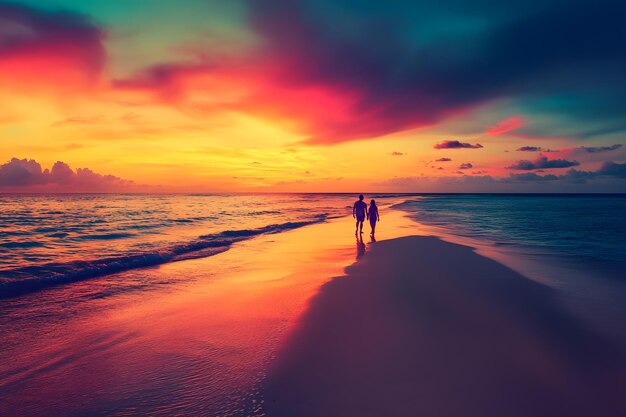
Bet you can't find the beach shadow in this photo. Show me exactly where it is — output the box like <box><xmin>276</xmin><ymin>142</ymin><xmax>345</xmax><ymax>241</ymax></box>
<box><xmin>355</xmin><ymin>234</ymin><xmax>365</xmax><ymax>259</ymax></box>
<box><xmin>261</xmin><ymin>236</ymin><xmax>626</xmax><ymax>417</ymax></box>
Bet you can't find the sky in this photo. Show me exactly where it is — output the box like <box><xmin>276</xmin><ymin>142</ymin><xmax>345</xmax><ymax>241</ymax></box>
<box><xmin>1</xmin><ymin>0</ymin><xmax>625</xmax><ymax>192</ymax></box>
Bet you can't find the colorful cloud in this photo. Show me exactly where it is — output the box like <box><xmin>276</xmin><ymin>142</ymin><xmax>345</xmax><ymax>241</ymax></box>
<box><xmin>516</xmin><ymin>146</ymin><xmax>559</xmax><ymax>152</ymax></box>
<box><xmin>0</xmin><ymin>158</ymin><xmax>138</xmax><ymax>192</ymax></box>
<box><xmin>110</xmin><ymin>0</ymin><xmax>625</xmax><ymax>145</ymax></box>
<box><xmin>576</xmin><ymin>144</ymin><xmax>623</xmax><ymax>153</ymax></box>
<box><xmin>245</xmin><ymin>0</ymin><xmax>626</xmax><ymax>143</ymax></box>
<box><xmin>507</xmin><ymin>155</ymin><xmax>580</xmax><ymax>170</ymax></box>
<box><xmin>1</xmin><ymin>0</ymin><xmax>626</xmax><ymax>192</ymax></box>
<box><xmin>0</xmin><ymin>2</ymin><xmax>105</xmax><ymax>93</ymax></box>
<box><xmin>485</xmin><ymin>116</ymin><xmax>527</xmax><ymax>136</ymax></box>
<box><xmin>434</xmin><ymin>141</ymin><xmax>483</xmax><ymax>149</ymax></box>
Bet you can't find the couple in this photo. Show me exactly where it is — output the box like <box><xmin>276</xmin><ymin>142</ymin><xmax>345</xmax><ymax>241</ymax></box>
<box><xmin>352</xmin><ymin>194</ymin><xmax>380</xmax><ymax>236</ymax></box>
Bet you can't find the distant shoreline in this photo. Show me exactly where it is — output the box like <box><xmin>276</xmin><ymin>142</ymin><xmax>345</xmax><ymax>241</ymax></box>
<box><xmin>2</xmin><ymin>192</ymin><xmax>626</xmax><ymax>196</ymax></box>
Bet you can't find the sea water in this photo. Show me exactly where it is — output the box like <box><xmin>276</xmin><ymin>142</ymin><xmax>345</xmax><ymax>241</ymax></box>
<box><xmin>393</xmin><ymin>194</ymin><xmax>626</xmax><ymax>279</ymax></box>
<box><xmin>2</xmin><ymin>193</ymin><xmax>624</xmax><ymax>300</ymax></box>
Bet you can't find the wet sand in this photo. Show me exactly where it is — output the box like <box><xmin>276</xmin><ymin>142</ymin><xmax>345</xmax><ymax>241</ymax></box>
<box><xmin>262</xmin><ymin>236</ymin><xmax>626</xmax><ymax>417</ymax></box>
<box><xmin>0</xmin><ymin>210</ymin><xmax>415</xmax><ymax>416</ymax></box>
<box><xmin>2</xmin><ymin>210</ymin><xmax>625</xmax><ymax>416</ymax></box>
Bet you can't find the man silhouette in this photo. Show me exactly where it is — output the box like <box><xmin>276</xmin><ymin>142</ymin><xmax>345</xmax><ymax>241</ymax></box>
<box><xmin>352</xmin><ymin>194</ymin><xmax>368</xmax><ymax>234</ymax></box>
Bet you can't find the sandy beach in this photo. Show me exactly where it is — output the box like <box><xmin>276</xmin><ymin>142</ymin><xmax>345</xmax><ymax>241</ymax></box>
<box><xmin>1</xmin><ymin>209</ymin><xmax>625</xmax><ymax>416</ymax></box>
<box><xmin>262</xmin><ymin>235</ymin><xmax>626</xmax><ymax>416</ymax></box>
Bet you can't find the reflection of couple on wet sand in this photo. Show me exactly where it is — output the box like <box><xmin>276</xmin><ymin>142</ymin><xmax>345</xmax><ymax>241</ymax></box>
<box><xmin>352</xmin><ymin>194</ymin><xmax>380</xmax><ymax>236</ymax></box>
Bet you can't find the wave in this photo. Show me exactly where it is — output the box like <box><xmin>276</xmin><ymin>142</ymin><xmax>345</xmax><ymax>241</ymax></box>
<box><xmin>75</xmin><ymin>232</ymin><xmax>137</xmax><ymax>241</ymax></box>
<box><xmin>0</xmin><ymin>241</ymin><xmax>46</xmax><ymax>249</ymax></box>
<box><xmin>0</xmin><ymin>216</ymin><xmax>326</xmax><ymax>299</ymax></box>
<box><xmin>46</xmin><ymin>232</ymin><xmax>69</xmax><ymax>238</ymax></box>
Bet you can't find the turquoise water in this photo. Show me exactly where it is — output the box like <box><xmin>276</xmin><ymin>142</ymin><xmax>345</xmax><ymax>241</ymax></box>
<box><xmin>394</xmin><ymin>194</ymin><xmax>626</xmax><ymax>278</ymax></box>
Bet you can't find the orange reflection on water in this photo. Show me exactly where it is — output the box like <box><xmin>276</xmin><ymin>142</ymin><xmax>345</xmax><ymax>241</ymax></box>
<box><xmin>0</xmin><ymin>210</ymin><xmax>416</xmax><ymax>416</ymax></box>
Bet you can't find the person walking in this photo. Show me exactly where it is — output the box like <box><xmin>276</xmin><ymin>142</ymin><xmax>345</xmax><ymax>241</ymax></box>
<box><xmin>368</xmin><ymin>199</ymin><xmax>380</xmax><ymax>237</ymax></box>
<box><xmin>352</xmin><ymin>194</ymin><xmax>368</xmax><ymax>234</ymax></box>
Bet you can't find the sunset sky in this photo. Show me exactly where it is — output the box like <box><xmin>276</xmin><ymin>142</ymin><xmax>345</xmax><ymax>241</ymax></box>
<box><xmin>1</xmin><ymin>0</ymin><xmax>625</xmax><ymax>192</ymax></box>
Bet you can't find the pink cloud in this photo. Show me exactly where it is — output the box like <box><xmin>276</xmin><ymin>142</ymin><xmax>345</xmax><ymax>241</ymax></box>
<box><xmin>0</xmin><ymin>3</ymin><xmax>106</xmax><ymax>93</ymax></box>
<box><xmin>485</xmin><ymin>116</ymin><xmax>527</xmax><ymax>136</ymax></box>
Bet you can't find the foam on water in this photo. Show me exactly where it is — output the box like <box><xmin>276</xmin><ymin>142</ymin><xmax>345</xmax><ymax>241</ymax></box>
<box><xmin>0</xmin><ymin>194</ymin><xmax>365</xmax><ymax>297</ymax></box>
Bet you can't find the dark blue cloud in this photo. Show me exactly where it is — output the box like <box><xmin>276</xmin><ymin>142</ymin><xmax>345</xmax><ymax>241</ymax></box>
<box><xmin>248</xmin><ymin>0</ymin><xmax>626</xmax><ymax>143</ymax></box>
<box><xmin>506</xmin><ymin>165</ymin><xmax>626</xmax><ymax>183</ymax></box>
<box><xmin>596</xmin><ymin>162</ymin><xmax>626</xmax><ymax>178</ymax></box>
<box><xmin>507</xmin><ymin>155</ymin><xmax>580</xmax><ymax>170</ymax></box>
<box><xmin>577</xmin><ymin>144</ymin><xmax>623</xmax><ymax>153</ymax></box>
<box><xmin>434</xmin><ymin>140</ymin><xmax>482</xmax><ymax>149</ymax></box>
<box><xmin>377</xmin><ymin>163</ymin><xmax>626</xmax><ymax>191</ymax></box>
<box><xmin>507</xmin><ymin>172</ymin><xmax>558</xmax><ymax>182</ymax></box>
<box><xmin>516</xmin><ymin>146</ymin><xmax>559</xmax><ymax>152</ymax></box>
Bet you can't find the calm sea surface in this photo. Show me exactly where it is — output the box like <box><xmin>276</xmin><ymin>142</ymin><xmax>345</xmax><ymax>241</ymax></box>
<box><xmin>1</xmin><ymin>193</ymin><xmax>625</xmax><ymax>299</ymax></box>
<box><xmin>394</xmin><ymin>194</ymin><xmax>626</xmax><ymax>271</ymax></box>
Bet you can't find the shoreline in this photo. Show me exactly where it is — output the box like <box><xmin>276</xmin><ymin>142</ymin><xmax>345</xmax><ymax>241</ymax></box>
<box><xmin>262</xmin><ymin>235</ymin><xmax>626</xmax><ymax>417</ymax></box>
<box><xmin>394</xmin><ymin>210</ymin><xmax>626</xmax><ymax>347</ymax></box>
<box><xmin>0</xmin><ymin>216</ymin><xmax>330</xmax><ymax>300</ymax></box>
<box><xmin>0</xmin><ymin>210</ymin><xmax>417</xmax><ymax>416</ymax></box>
<box><xmin>2</xmin><ymin>208</ymin><xmax>625</xmax><ymax>416</ymax></box>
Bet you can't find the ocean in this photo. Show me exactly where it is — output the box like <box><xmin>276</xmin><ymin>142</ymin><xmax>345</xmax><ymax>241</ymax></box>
<box><xmin>393</xmin><ymin>194</ymin><xmax>626</xmax><ymax>279</ymax></box>
<box><xmin>2</xmin><ymin>193</ymin><xmax>626</xmax><ymax>417</ymax></box>
<box><xmin>0</xmin><ymin>194</ymin><xmax>355</xmax><ymax>298</ymax></box>
<box><xmin>1</xmin><ymin>193</ymin><xmax>625</xmax><ymax>300</ymax></box>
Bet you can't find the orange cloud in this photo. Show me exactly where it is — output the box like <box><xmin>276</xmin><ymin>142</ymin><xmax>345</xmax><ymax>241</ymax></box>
<box><xmin>112</xmin><ymin>58</ymin><xmax>363</xmax><ymax>141</ymax></box>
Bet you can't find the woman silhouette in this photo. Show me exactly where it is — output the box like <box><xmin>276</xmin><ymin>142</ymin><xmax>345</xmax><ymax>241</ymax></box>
<box><xmin>368</xmin><ymin>200</ymin><xmax>380</xmax><ymax>236</ymax></box>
